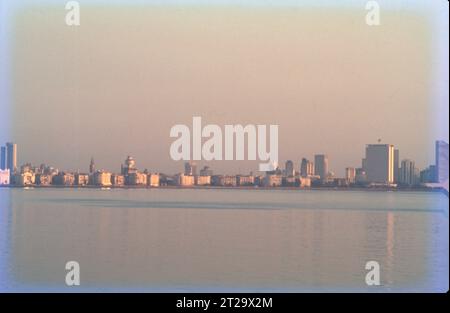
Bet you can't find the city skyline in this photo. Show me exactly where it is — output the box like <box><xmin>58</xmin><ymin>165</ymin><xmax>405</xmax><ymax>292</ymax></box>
<box><xmin>1</xmin><ymin>139</ymin><xmax>446</xmax><ymax>182</ymax></box>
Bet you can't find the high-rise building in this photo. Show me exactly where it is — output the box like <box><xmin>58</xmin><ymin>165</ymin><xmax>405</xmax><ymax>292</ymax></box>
<box><xmin>314</xmin><ymin>154</ymin><xmax>328</xmax><ymax>181</ymax></box>
<box><xmin>300</xmin><ymin>158</ymin><xmax>314</xmax><ymax>177</ymax></box>
<box><xmin>6</xmin><ymin>142</ymin><xmax>17</xmax><ymax>173</ymax></box>
<box><xmin>435</xmin><ymin>140</ymin><xmax>449</xmax><ymax>184</ymax></box>
<box><xmin>285</xmin><ymin>160</ymin><xmax>294</xmax><ymax>176</ymax></box>
<box><xmin>363</xmin><ymin>144</ymin><xmax>394</xmax><ymax>184</ymax></box>
<box><xmin>399</xmin><ymin>159</ymin><xmax>416</xmax><ymax>186</ymax></box>
<box><xmin>89</xmin><ymin>157</ymin><xmax>95</xmax><ymax>173</ymax></box>
<box><xmin>121</xmin><ymin>156</ymin><xmax>137</xmax><ymax>175</ymax></box>
<box><xmin>345</xmin><ymin>167</ymin><xmax>356</xmax><ymax>183</ymax></box>
<box><xmin>0</xmin><ymin>146</ymin><xmax>5</xmax><ymax>170</ymax></box>
<box><xmin>355</xmin><ymin>168</ymin><xmax>367</xmax><ymax>184</ymax></box>
<box><xmin>420</xmin><ymin>165</ymin><xmax>436</xmax><ymax>183</ymax></box>
<box><xmin>394</xmin><ymin>149</ymin><xmax>400</xmax><ymax>183</ymax></box>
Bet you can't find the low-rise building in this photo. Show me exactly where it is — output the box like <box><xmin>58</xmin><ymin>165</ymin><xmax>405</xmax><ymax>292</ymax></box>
<box><xmin>176</xmin><ymin>174</ymin><xmax>195</xmax><ymax>186</ymax></box>
<box><xmin>127</xmin><ymin>172</ymin><xmax>147</xmax><ymax>186</ymax></box>
<box><xmin>211</xmin><ymin>175</ymin><xmax>237</xmax><ymax>187</ymax></box>
<box><xmin>0</xmin><ymin>169</ymin><xmax>10</xmax><ymax>185</ymax></box>
<box><xmin>237</xmin><ymin>175</ymin><xmax>254</xmax><ymax>186</ymax></box>
<box><xmin>75</xmin><ymin>173</ymin><xmax>89</xmax><ymax>186</ymax></box>
<box><xmin>111</xmin><ymin>174</ymin><xmax>125</xmax><ymax>187</ymax></box>
<box><xmin>35</xmin><ymin>173</ymin><xmax>53</xmax><ymax>186</ymax></box>
<box><xmin>93</xmin><ymin>171</ymin><xmax>112</xmax><ymax>187</ymax></box>
<box><xmin>148</xmin><ymin>173</ymin><xmax>160</xmax><ymax>187</ymax></box>
<box><xmin>297</xmin><ymin>176</ymin><xmax>311</xmax><ymax>188</ymax></box>
<box><xmin>53</xmin><ymin>172</ymin><xmax>75</xmax><ymax>186</ymax></box>
<box><xmin>15</xmin><ymin>172</ymin><xmax>36</xmax><ymax>186</ymax></box>
<box><xmin>263</xmin><ymin>175</ymin><xmax>282</xmax><ymax>187</ymax></box>
<box><xmin>195</xmin><ymin>175</ymin><xmax>211</xmax><ymax>186</ymax></box>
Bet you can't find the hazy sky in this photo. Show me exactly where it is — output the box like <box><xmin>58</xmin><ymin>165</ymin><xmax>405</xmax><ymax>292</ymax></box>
<box><xmin>6</xmin><ymin>4</ymin><xmax>449</xmax><ymax>175</ymax></box>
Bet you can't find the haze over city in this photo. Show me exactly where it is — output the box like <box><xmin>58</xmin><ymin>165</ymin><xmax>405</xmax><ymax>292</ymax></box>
<box><xmin>4</xmin><ymin>5</ymin><xmax>449</xmax><ymax>175</ymax></box>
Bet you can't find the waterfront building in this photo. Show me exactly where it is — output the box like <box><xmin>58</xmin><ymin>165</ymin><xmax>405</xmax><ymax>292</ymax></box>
<box><xmin>297</xmin><ymin>176</ymin><xmax>311</xmax><ymax>188</ymax></box>
<box><xmin>345</xmin><ymin>167</ymin><xmax>356</xmax><ymax>184</ymax></box>
<box><xmin>121</xmin><ymin>156</ymin><xmax>137</xmax><ymax>175</ymax></box>
<box><xmin>148</xmin><ymin>173</ymin><xmax>160</xmax><ymax>187</ymax></box>
<box><xmin>53</xmin><ymin>172</ymin><xmax>75</xmax><ymax>186</ymax></box>
<box><xmin>285</xmin><ymin>160</ymin><xmax>294</xmax><ymax>177</ymax></box>
<box><xmin>211</xmin><ymin>175</ymin><xmax>237</xmax><ymax>187</ymax></box>
<box><xmin>254</xmin><ymin>175</ymin><xmax>264</xmax><ymax>186</ymax></box>
<box><xmin>177</xmin><ymin>173</ymin><xmax>195</xmax><ymax>186</ymax></box>
<box><xmin>221</xmin><ymin>175</ymin><xmax>237</xmax><ymax>186</ymax></box>
<box><xmin>300</xmin><ymin>159</ymin><xmax>314</xmax><ymax>177</ymax></box>
<box><xmin>394</xmin><ymin>149</ymin><xmax>400</xmax><ymax>183</ymax></box>
<box><xmin>111</xmin><ymin>174</ymin><xmax>125</xmax><ymax>186</ymax></box>
<box><xmin>0</xmin><ymin>146</ymin><xmax>5</xmax><ymax>170</ymax></box>
<box><xmin>362</xmin><ymin>144</ymin><xmax>395</xmax><ymax>184</ymax></box>
<box><xmin>420</xmin><ymin>165</ymin><xmax>436</xmax><ymax>183</ymax></box>
<box><xmin>127</xmin><ymin>172</ymin><xmax>147</xmax><ymax>186</ymax></box>
<box><xmin>314</xmin><ymin>154</ymin><xmax>329</xmax><ymax>181</ymax></box>
<box><xmin>75</xmin><ymin>173</ymin><xmax>90</xmax><ymax>186</ymax></box>
<box><xmin>14</xmin><ymin>172</ymin><xmax>35</xmax><ymax>186</ymax></box>
<box><xmin>435</xmin><ymin>140</ymin><xmax>449</xmax><ymax>184</ymax></box>
<box><xmin>6</xmin><ymin>142</ymin><xmax>17</xmax><ymax>173</ymax></box>
<box><xmin>35</xmin><ymin>173</ymin><xmax>53</xmax><ymax>186</ymax></box>
<box><xmin>195</xmin><ymin>175</ymin><xmax>211</xmax><ymax>186</ymax></box>
<box><xmin>399</xmin><ymin>159</ymin><xmax>416</xmax><ymax>186</ymax></box>
<box><xmin>0</xmin><ymin>169</ymin><xmax>10</xmax><ymax>185</ymax></box>
<box><xmin>263</xmin><ymin>174</ymin><xmax>282</xmax><ymax>187</ymax></box>
<box><xmin>236</xmin><ymin>175</ymin><xmax>254</xmax><ymax>186</ymax></box>
<box><xmin>355</xmin><ymin>168</ymin><xmax>367</xmax><ymax>185</ymax></box>
<box><xmin>92</xmin><ymin>171</ymin><xmax>112</xmax><ymax>187</ymax></box>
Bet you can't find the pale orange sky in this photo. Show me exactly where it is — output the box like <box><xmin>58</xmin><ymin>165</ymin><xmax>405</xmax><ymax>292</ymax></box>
<box><xmin>11</xmin><ymin>6</ymin><xmax>437</xmax><ymax>175</ymax></box>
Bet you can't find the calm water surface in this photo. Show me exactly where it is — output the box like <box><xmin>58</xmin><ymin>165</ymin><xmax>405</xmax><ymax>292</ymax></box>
<box><xmin>0</xmin><ymin>188</ymin><xmax>448</xmax><ymax>292</ymax></box>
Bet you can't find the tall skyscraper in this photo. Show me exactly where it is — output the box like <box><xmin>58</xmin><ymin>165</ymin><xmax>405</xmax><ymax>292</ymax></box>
<box><xmin>6</xmin><ymin>142</ymin><xmax>17</xmax><ymax>173</ymax></box>
<box><xmin>399</xmin><ymin>159</ymin><xmax>416</xmax><ymax>186</ymax></box>
<box><xmin>363</xmin><ymin>144</ymin><xmax>395</xmax><ymax>184</ymax></box>
<box><xmin>314</xmin><ymin>154</ymin><xmax>328</xmax><ymax>181</ymax></box>
<box><xmin>394</xmin><ymin>149</ymin><xmax>400</xmax><ymax>183</ymax></box>
<box><xmin>285</xmin><ymin>160</ymin><xmax>294</xmax><ymax>176</ymax></box>
<box><xmin>0</xmin><ymin>146</ymin><xmax>5</xmax><ymax>170</ymax></box>
<box><xmin>435</xmin><ymin>140</ymin><xmax>449</xmax><ymax>184</ymax></box>
<box><xmin>300</xmin><ymin>158</ymin><xmax>314</xmax><ymax>177</ymax></box>
<box><xmin>89</xmin><ymin>157</ymin><xmax>95</xmax><ymax>173</ymax></box>
<box><xmin>345</xmin><ymin>167</ymin><xmax>356</xmax><ymax>183</ymax></box>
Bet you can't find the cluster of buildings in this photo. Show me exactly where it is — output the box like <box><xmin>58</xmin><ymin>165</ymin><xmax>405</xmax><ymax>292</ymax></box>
<box><xmin>0</xmin><ymin>140</ymin><xmax>448</xmax><ymax>190</ymax></box>
<box><xmin>0</xmin><ymin>151</ymin><xmax>160</xmax><ymax>188</ymax></box>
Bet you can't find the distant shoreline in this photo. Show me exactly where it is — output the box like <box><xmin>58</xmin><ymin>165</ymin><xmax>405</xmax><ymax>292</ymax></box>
<box><xmin>0</xmin><ymin>184</ymin><xmax>446</xmax><ymax>193</ymax></box>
